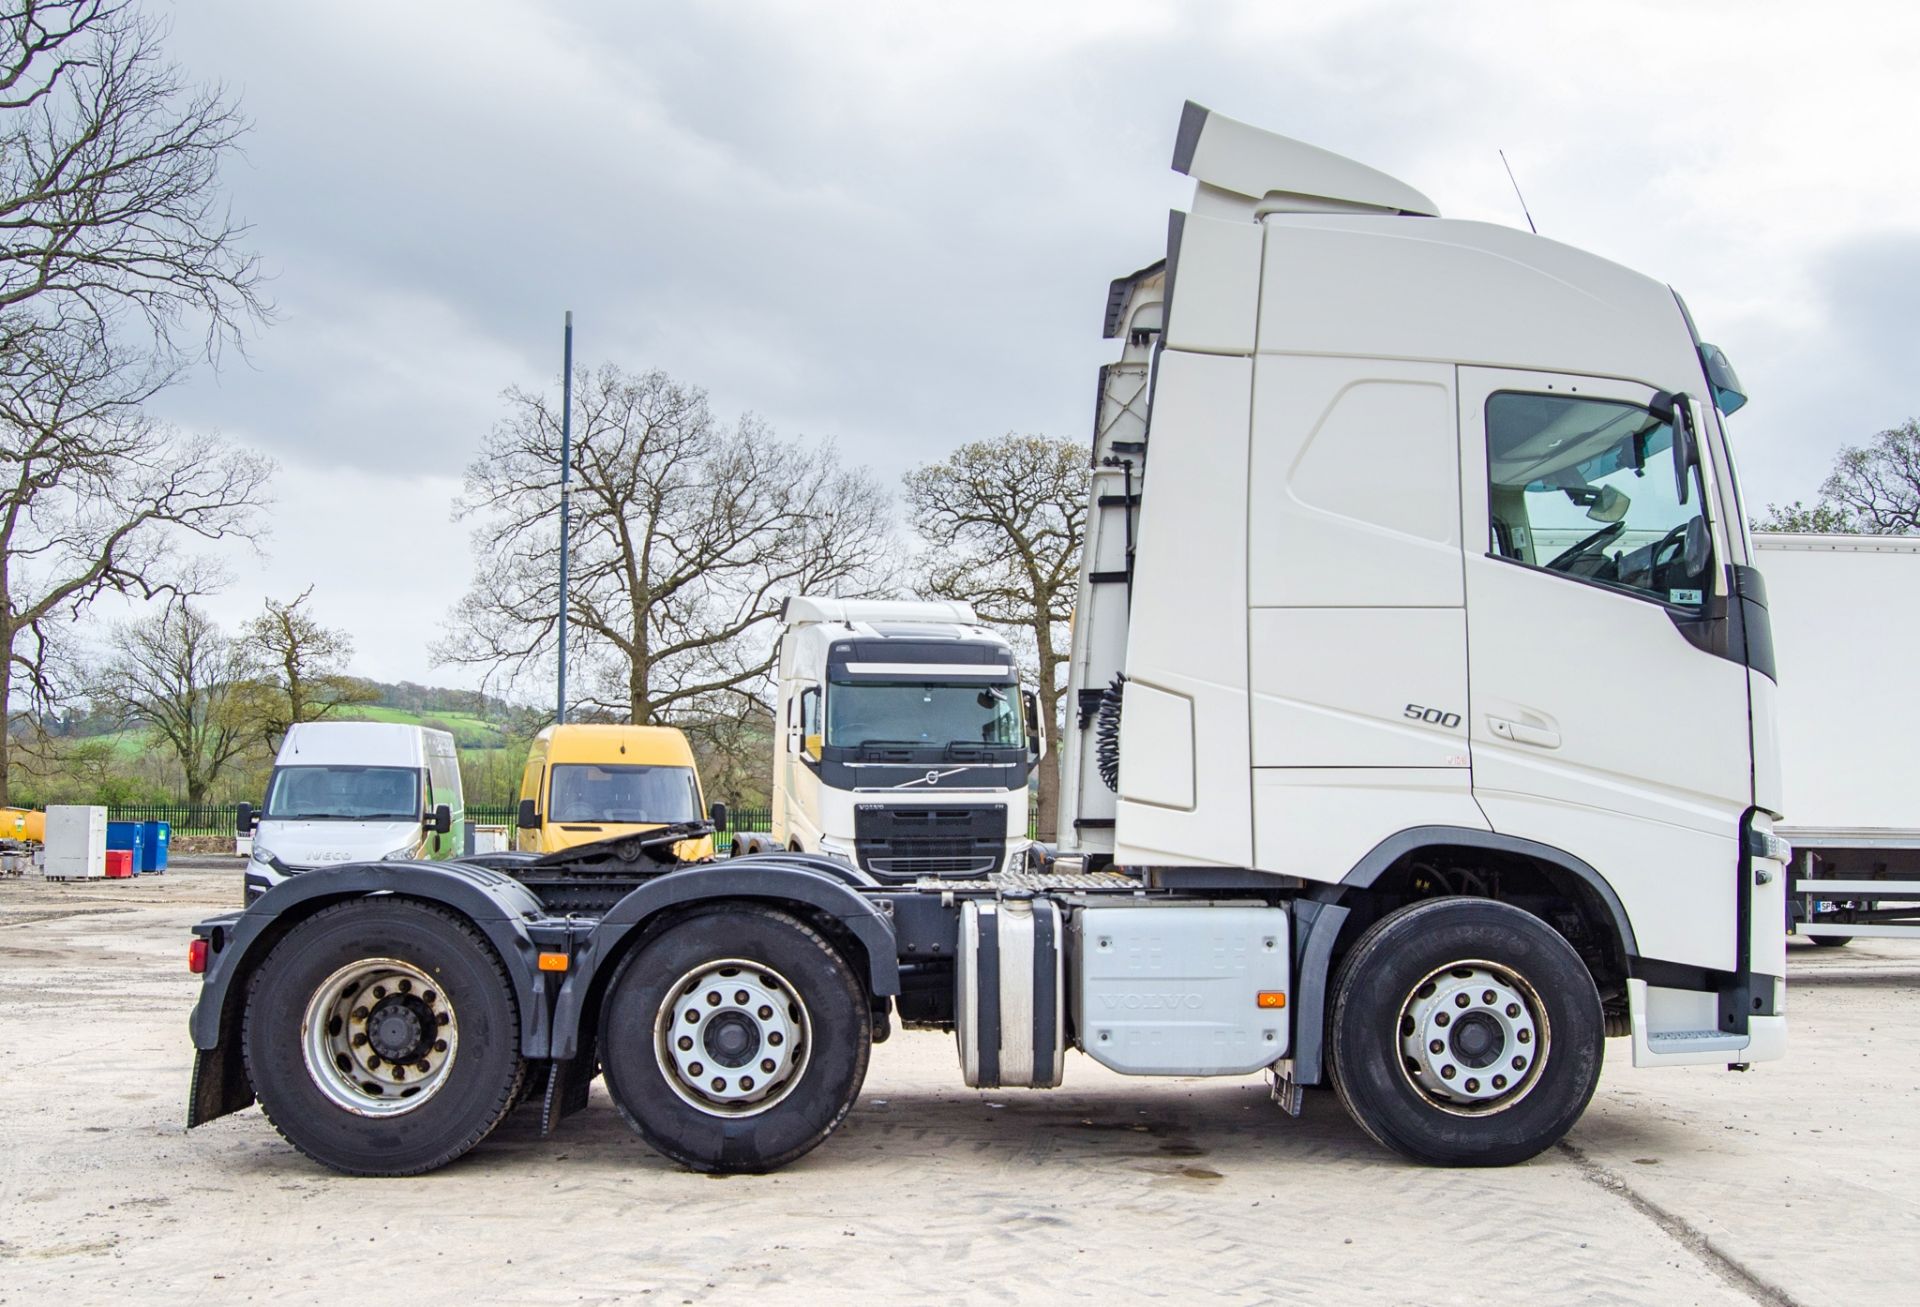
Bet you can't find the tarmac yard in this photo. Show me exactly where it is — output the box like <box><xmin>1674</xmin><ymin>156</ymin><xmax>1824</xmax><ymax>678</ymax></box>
<box><xmin>1</xmin><ymin>862</ymin><xmax>1914</xmax><ymax>1307</ymax></box>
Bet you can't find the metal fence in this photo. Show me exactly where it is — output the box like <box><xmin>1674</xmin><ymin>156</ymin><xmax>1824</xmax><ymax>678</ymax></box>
<box><xmin>104</xmin><ymin>803</ymin><xmax>779</xmax><ymax>837</ymax></box>
<box><xmin>105</xmin><ymin>804</ymin><xmax>241</xmax><ymax>835</ymax></box>
<box><xmin>466</xmin><ymin>805</ymin><xmax>773</xmax><ymax>832</ymax></box>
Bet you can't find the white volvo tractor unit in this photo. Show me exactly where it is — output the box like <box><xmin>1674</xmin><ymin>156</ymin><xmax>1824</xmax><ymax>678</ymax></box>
<box><xmin>734</xmin><ymin>596</ymin><xmax>1043</xmax><ymax>878</ymax></box>
<box><xmin>183</xmin><ymin>104</ymin><xmax>1785</xmax><ymax>1178</ymax></box>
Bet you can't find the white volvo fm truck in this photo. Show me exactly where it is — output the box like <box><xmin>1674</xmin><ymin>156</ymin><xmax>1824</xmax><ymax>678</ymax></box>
<box><xmin>735</xmin><ymin>596</ymin><xmax>1043</xmax><ymax>877</ymax></box>
<box><xmin>186</xmin><ymin>104</ymin><xmax>1785</xmax><ymax>1178</ymax></box>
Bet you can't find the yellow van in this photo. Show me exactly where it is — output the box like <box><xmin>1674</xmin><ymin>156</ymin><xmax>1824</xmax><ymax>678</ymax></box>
<box><xmin>514</xmin><ymin>724</ymin><xmax>720</xmax><ymax>859</ymax></box>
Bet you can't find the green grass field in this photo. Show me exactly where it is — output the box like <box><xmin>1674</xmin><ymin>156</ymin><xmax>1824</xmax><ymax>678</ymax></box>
<box><xmin>79</xmin><ymin>706</ymin><xmax>514</xmax><ymax>760</ymax></box>
<box><xmin>338</xmin><ymin>706</ymin><xmax>511</xmax><ymax>749</ymax></box>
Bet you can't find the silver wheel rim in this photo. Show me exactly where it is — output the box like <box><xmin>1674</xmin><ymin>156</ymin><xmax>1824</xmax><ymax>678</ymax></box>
<box><xmin>301</xmin><ymin>957</ymin><xmax>458</xmax><ymax>1117</ymax></box>
<box><xmin>1396</xmin><ymin>959</ymin><xmax>1548</xmax><ymax>1117</ymax></box>
<box><xmin>653</xmin><ymin>958</ymin><xmax>811</xmax><ymax>1118</ymax></box>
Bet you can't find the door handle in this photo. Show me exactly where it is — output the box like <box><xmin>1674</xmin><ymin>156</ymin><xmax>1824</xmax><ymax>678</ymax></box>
<box><xmin>1488</xmin><ymin>715</ymin><xmax>1561</xmax><ymax>749</ymax></box>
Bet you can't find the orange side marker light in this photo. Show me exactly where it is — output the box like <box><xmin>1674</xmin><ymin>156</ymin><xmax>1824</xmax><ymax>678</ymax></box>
<box><xmin>537</xmin><ymin>951</ymin><xmax>570</xmax><ymax>972</ymax></box>
<box><xmin>1256</xmin><ymin>991</ymin><xmax>1287</xmax><ymax>1009</ymax></box>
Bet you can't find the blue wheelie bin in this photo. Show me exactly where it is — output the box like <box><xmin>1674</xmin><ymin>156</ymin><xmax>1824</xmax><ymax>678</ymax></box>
<box><xmin>140</xmin><ymin>820</ymin><xmax>171</xmax><ymax>874</ymax></box>
<box><xmin>107</xmin><ymin>821</ymin><xmax>142</xmax><ymax>871</ymax></box>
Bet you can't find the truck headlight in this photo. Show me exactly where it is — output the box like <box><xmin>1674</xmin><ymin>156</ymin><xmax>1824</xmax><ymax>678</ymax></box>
<box><xmin>381</xmin><ymin>847</ymin><xmax>417</xmax><ymax>861</ymax></box>
<box><xmin>250</xmin><ymin>845</ymin><xmax>274</xmax><ymax>865</ymax></box>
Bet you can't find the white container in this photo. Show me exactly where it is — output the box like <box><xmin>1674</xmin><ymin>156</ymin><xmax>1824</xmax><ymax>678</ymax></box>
<box><xmin>43</xmin><ymin>805</ymin><xmax>107</xmax><ymax>880</ymax></box>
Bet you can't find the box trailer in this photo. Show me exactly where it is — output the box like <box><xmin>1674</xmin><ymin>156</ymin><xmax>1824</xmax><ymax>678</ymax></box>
<box><xmin>1754</xmin><ymin>533</ymin><xmax>1920</xmax><ymax>944</ymax></box>
<box><xmin>180</xmin><ymin>102</ymin><xmax>1786</xmax><ymax>1178</ymax></box>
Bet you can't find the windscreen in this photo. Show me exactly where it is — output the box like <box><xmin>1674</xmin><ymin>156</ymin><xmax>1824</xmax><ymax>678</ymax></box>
<box><xmin>264</xmin><ymin>766</ymin><xmax>421</xmax><ymax>821</ymax></box>
<box><xmin>826</xmin><ymin>681</ymin><xmax>1024</xmax><ymax>748</ymax></box>
<box><xmin>548</xmin><ymin>764</ymin><xmax>700</xmax><ymax>824</ymax></box>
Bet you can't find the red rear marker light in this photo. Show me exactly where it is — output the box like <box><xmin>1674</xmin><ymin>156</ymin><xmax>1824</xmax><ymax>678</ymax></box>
<box><xmin>188</xmin><ymin>938</ymin><xmax>209</xmax><ymax>974</ymax></box>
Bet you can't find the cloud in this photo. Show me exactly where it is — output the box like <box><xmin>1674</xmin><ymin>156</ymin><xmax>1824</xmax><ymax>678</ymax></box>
<box><xmin>130</xmin><ymin>0</ymin><xmax>1920</xmax><ymax>688</ymax></box>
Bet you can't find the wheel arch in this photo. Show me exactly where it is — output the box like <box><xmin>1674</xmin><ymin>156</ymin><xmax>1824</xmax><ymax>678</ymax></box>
<box><xmin>1291</xmin><ymin>826</ymin><xmax>1638</xmax><ymax>1086</ymax></box>
<box><xmin>550</xmin><ymin>859</ymin><xmax>899</xmax><ymax>1062</ymax></box>
<box><xmin>188</xmin><ymin>863</ymin><xmax>552</xmax><ymax>1128</ymax></box>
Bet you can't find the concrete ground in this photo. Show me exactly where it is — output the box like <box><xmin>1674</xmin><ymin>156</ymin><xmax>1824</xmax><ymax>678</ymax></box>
<box><xmin>0</xmin><ymin>860</ymin><xmax>1912</xmax><ymax>1307</ymax></box>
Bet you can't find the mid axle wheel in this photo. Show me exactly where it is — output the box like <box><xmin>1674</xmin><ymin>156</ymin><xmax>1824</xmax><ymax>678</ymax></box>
<box><xmin>600</xmin><ymin>907</ymin><xmax>870</xmax><ymax>1173</ymax></box>
<box><xmin>1331</xmin><ymin>898</ymin><xmax>1602</xmax><ymax>1167</ymax></box>
<box><xmin>654</xmin><ymin>959</ymin><xmax>812</xmax><ymax>1117</ymax></box>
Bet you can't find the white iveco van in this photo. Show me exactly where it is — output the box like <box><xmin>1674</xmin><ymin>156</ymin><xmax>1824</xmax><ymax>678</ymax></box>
<box><xmin>241</xmin><ymin>722</ymin><xmax>464</xmax><ymax>902</ymax></box>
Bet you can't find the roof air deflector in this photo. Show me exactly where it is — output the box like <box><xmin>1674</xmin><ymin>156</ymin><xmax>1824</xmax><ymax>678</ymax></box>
<box><xmin>1172</xmin><ymin>101</ymin><xmax>1438</xmax><ymax>219</ymax></box>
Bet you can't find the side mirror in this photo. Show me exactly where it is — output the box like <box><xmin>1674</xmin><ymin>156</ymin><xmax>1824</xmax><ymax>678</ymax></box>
<box><xmin>797</xmin><ymin>686</ymin><xmax>821</xmax><ymax>764</ymax></box>
<box><xmin>1022</xmin><ymin>689</ymin><xmax>1048</xmax><ymax>761</ymax></box>
<box><xmin>1655</xmin><ymin>391</ymin><xmax>1696</xmax><ymax>506</ymax></box>
<box><xmin>517</xmin><ymin>798</ymin><xmax>539</xmax><ymax>830</ymax></box>
<box><xmin>1682</xmin><ymin>516</ymin><xmax>1712</xmax><ymax>579</ymax></box>
<box><xmin>235</xmin><ymin>802</ymin><xmax>254</xmax><ymax>836</ymax></box>
<box><xmin>430</xmin><ymin>804</ymin><xmax>452</xmax><ymax>836</ymax></box>
<box><xmin>708</xmin><ymin>801</ymin><xmax>729</xmax><ymax>831</ymax></box>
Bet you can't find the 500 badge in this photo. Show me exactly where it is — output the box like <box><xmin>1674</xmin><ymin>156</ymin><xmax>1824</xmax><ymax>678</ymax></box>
<box><xmin>1403</xmin><ymin>703</ymin><xmax>1462</xmax><ymax>729</ymax></box>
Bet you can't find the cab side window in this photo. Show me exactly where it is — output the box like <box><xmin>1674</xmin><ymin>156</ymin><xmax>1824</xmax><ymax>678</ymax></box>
<box><xmin>1486</xmin><ymin>392</ymin><xmax>1712</xmax><ymax>609</ymax></box>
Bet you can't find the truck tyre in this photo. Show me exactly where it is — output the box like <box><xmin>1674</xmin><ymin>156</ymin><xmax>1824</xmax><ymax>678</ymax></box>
<box><xmin>241</xmin><ymin>898</ymin><xmax>527</xmax><ymax>1176</ymax></box>
<box><xmin>598</xmin><ymin>906</ymin><xmax>870</xmax><ymax>1173</ymax></box>
<box><xmin>1328</xmin><ymin>897</ymin><xmax>1602</xmax><ymax>1168</ymax></box>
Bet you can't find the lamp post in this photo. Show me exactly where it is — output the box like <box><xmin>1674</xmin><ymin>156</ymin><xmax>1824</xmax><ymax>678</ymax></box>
<box><xmin>556</xmin><ymin>310</ymin><xmax>574</xmax><ymax>725</ymax></box>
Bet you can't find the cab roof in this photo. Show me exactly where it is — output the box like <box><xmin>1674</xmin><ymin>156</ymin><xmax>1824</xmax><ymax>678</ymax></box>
<box><xmin>534</xmin><ymin>722</ymin><xmax>698</xmax><ymax>767</ymax></box>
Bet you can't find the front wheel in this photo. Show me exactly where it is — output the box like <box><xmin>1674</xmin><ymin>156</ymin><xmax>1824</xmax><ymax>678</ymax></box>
<box><xmin>1329</xmin><ymin>898</ymin><xmax>1603</xmax><ymax>1167</ymax></box>
<box><xmin>598</xmin><ymin>906</ymin><xmax>871</xmax><ymax>1172</ymax></box>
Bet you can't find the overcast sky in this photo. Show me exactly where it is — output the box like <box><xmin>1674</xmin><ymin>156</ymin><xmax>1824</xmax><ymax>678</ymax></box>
<box><xmin>133</xmin><ymin>0</ymin><xmax>1920</xmax><ymax>690</ymax></box>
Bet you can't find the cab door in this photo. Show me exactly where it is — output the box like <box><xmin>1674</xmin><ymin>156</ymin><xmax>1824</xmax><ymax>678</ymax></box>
<box><xmin>1459</xmin><ymin>368</ymin><xmax>1751</xmax><ymax>972</ymax></box>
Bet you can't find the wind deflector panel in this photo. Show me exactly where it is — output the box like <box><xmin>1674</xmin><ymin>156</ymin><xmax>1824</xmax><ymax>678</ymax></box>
<box><xmin>1172</xmin><ymin>100</ymin><xmax>1438</xmax><ymax>218</ymax></box>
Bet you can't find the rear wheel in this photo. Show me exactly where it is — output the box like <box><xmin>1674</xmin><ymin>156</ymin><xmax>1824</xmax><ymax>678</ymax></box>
<box><xmin>1329</xmin><ymin>898</ymin><xmax>1603</xmax><ymax>1167</ymax></box>
<box><xmin>598</xmin><ymin>906</ymin><xmax>870</xmax><ymax>1172</ymax></box>
<box><xmin>242</xmin><ymin>899</ymin><xmax>526</xmax><ymax>1176</ymax></box>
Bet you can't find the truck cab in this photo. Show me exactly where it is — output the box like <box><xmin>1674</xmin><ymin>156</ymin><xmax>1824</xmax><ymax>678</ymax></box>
<box><xmin>515</xmin><ymin>723</ymin><xmax>717</xmax><ymax>859</ymax></box>
<box><xmin>1062</xmin><ymin>103</ymin><xmax>1785</xmax><ymax>1074</ymax></box>
<box><xmin>756</xmin><ymin>596</ymin><xmax>1043</xmax><ymax>879</ymax></box>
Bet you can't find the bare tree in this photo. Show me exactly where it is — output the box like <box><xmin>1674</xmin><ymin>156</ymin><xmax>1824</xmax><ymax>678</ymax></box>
<box><xmin>903</xmin><ymin>433</ymin><xmax>1088</xmax><ymax>840</ymax></box>
<box><xmin>93</xmin><ymin>599</ymin><xmax>256</xmax><ymax>803</ymax></box>
<box><xmin>0</xmin><ymin>2</ymin><xmax>270</xmax><ymax>802</ymax></box>
<box><xmin>0</xmin><ymin>388</ymin><xmax>271</xmax><ymax>800</ymax></box>
<box><xmin>438</xmin><ymin>364</ymin><xmax>895</xmax><ymax>723</ymax></box>
<box><xmin>680</xmin><ymin>694</ymin><xmax>774</xmax><ymax>810</ymax></box>
<box><xmin>0</xmin><ymin>2</ymin><xmax>265</xmax><ymax>368</ymax></box>
<box><xmin>238</xmin><ymin>587</ymin><xmax>376</xmax><ymax>747</ymax></box>
<box><xmin>1765</xmin><ymin>419</ymin><xmax>1920</xmax><ymax>535</ymax></box>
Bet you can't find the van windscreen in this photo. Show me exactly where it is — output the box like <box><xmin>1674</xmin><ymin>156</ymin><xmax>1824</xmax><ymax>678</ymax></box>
<box><xmin>548</xmin><ymin>764</ymin><xmax>700</xmax><ymax>824</ymax></box>
<box><xmin>265</xmin><ymin>766</ymin><xmax>421</xmax><ymax>821</ymax></box>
